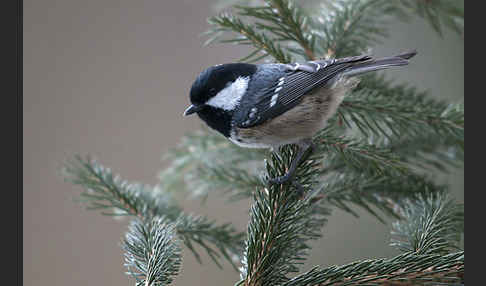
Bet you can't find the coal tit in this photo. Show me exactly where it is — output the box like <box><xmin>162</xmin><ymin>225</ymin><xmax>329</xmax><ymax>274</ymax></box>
<box><xmin>184</xmin><ymin>50</ymin><xmax>417</xmax><ymax>184</ymax></box>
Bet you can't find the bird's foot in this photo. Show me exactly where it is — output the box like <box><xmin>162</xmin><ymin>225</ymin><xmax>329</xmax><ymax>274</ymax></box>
<box><xmin>268</xmin><ymin>139</ymin><xmax>314</xmax><ymax>195</ymax></box>
<box><xmin>268</xmin><ymin>173</ymin><xmax>293</xmax><ymax>185</ymax></box>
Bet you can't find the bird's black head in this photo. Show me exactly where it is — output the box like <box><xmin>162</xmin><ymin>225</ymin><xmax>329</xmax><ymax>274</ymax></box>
<box><xmin>188</xmin><ymin>63</ymin><xmax>257</xmax><ymax>106</ymax></box>
<box><xmin>184</xmin><ymin>63</ymin><xmax>257</xmax><ymax>137</ymax></box>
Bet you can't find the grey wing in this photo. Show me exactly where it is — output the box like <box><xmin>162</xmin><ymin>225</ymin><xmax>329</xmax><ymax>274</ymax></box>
<box><xmin>236</xmin><ymin>54</ymin><xmax>372</xmax><ymax>128</ymax></box>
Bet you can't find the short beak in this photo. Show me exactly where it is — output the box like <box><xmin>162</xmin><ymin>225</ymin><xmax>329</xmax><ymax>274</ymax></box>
<box><xmin>183</xmin><ymin>104</ymin><xmax>201</xmax><ymax>116</ymax></box>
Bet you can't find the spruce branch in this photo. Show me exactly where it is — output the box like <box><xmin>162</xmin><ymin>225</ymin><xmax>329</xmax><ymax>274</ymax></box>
<box><xmin>386</xmin><ymin>132</ymin><xmax>464</xmax><ymax>172</ymax></box>
<box><xmin>159</xmin><ymin>123</ymin><xmax>463</xmax><ymax>220</ymax></box>
<box><xmin>158</xmin><ymin>129</ymin><xmax>267</xmax><ymax>199</ymax></box>
<box><xmin>62</xmin><ymin>155</ymin><xmax>245</xmax><ymax>269</ymax></box>
<box><xmin>314</xmin><ymin>128</ymin><xmax>411</xmax><ymax>177</ymax></box>
<box><xmin>200</xmin><ymin>2</ymin><xmax>464</xmax><ymax>285</ymax></box>
<box><xmin>390</xmin><ymin>192</ymin><xmax>464</xmax><ymax>255</ymax></box>
<box><xmin>278</xmin><ymin>190</ymin><xmax>465</xmax><ymax>286</ymax></box>
<box><xmin>267</xmin><ymin>0</ymin><xmax>315</xmax><ymax>60</ymax></box>
<box><xmin>63</xmin><ymin>155</ymin><xmax>178</xmax><ymax>219</ymax></box>
<box><xmin>320</xmin><ymin>173</ymin><xmax>448</xmax><ymax>222</ymax></box>
<box><xmin>206</xmin><ymin>0</ymin><xmax>319</xmax><ymax>63</ymax></box>
<box><xmin>235</xmin><ymin>0</ymin><xmax>316</xmax><ymax>60</ymax></box>
<box><xmin>398</xmin><ymin>0</ymin><xmax>464</xmax><ymax>37</ymax></box>
<box><xmin>282</xmin><ymin>251</ymin><xmax>464</xmax><ymax>286</ymax></box>
<box><xmin>310</xmin><ymin>0</ymin><xmax>404</xmax><ymax>58</ymax></box>
<box><xmin>176</xmin><ymin>213</ymin><xmax>245</xmax><ymax>269</ymax></box>
<box><xmin>240</xmin><ymin>150</ymin><xmax>330</xmax><ymax>286</ymax></box>
<box><xmin>191</xmin><ymin>165</ymin><xmax>266</xmax><ymax>201</ymax></box>
<box><xmin>339</xmin><ymin>74</ymin><xmax>464</xmax><ymax>142</ymax></box>
<box><xmin>165</xmin><ymin>0</ymin><xmax>464</xmax><ymax>223</ymax></box>
<box><xmin>209</xmin><ymin>0</ymin><xmax>463</xmax><ymax>62</ymax></box>
<box><xmin>62</xmin><ymin>0</ymin><xmax>464</xmax><ymax>284</ymax></box>
<box><xmin>311</xmin><ymin>0</ymin><xmax>461</xmax><ymax>57</ymax></box>
<box><xmin>123</xmin><ymin>217</ymin><xmax>182</xmax><ymax>286</ymax></box>
<box><xmin>157</xmin><ymin>124</ymin><xmax>461</xmax><ymax>221</ymax></box>
<box><xmin>206</xmin><ymin>12</ymin><xmax>294</xmax><ymax>63</ymax></box>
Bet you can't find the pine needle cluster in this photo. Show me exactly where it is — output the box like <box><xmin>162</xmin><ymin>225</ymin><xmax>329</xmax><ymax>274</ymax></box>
<box><xmin>62</xmin><ymin>1</ymin><xmax>464</xmax><ymax>285</ymax></box>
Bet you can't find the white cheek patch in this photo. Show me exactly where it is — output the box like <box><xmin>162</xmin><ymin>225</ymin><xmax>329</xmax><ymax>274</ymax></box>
<box><xmin>207</xmin><ymin>76</ymin><xmax>250</xmax><ymax>111</ymax></box>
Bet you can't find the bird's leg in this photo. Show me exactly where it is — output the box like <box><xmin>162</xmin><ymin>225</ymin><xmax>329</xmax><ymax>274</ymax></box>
<box><xmin>269</xmin><ymin>139</ymin><xmax>314</xmax><ymax>186</ymax></box>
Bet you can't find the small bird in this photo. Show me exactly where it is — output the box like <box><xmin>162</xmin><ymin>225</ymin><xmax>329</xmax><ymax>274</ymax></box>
<box><xmin>184</xmin><ymin>50</ymin><xmax>417</xmax><ymax>184</ymax></box>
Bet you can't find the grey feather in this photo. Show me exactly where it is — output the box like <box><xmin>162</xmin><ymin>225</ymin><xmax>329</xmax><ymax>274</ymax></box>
<box><xmin>343</xmin><ymin>50</ymin><xmax>417</xmax><ymax>77</ymax></box>
<box><xmin>235</xmin><ymin>50</ymin><xmax>417</xmax><ymax>129</ymax></box>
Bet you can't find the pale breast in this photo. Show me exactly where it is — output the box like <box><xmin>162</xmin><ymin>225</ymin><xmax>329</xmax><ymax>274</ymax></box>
<box><xmin>230</xmin><ymin>77</ymin><xmax>358</xmax><ymax>149</ymax></box>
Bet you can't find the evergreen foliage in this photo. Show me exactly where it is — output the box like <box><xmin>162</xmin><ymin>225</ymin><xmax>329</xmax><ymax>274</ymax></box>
<box><xmin>63</xmin><ymin>155</ymin><xmax>245</xmax><ymax>270</ymax></box>
<box><xmin>123</xmin><ymin>218</ymin><xmax>182</xmax><ymax>286</ymax></box>
<box><xmin>62</xmin><ymin>0</ymin><xmax>464</xmax><ymax>285</ymax></box>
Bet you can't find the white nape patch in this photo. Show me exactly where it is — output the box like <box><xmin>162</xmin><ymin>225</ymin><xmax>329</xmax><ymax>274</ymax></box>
<box><xmin>270</xmin><ymin>93</ymin><xmax>279</xmax><ymax>107</ymax></box>
<box><xmin>207</xmin><ymin>76</ymin><xmax>249</xmax><ymax>111</ymax></box>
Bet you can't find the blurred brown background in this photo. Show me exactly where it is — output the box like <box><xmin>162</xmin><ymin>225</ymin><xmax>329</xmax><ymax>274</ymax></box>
<box><xmin>23</xmin><ymin>1</ymin><xmax>463</xmax><ymax>285</ymax></box>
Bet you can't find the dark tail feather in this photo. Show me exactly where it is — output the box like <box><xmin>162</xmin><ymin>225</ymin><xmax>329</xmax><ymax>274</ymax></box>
<box><xmin>343</xmin><ymin>49</ymin><xmax>417</xmax><ymax>77</ymax></box>
<box><xmin>395</xmin><ymin>49</ymin><xmax>418</xmax><ymax>60</ymax></box>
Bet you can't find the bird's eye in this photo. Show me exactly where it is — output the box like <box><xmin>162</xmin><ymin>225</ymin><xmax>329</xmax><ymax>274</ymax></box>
<box><xmin>209</xmin><ymin>88</ymin><xmax>216</xmax><ymax>94</ymax></box>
